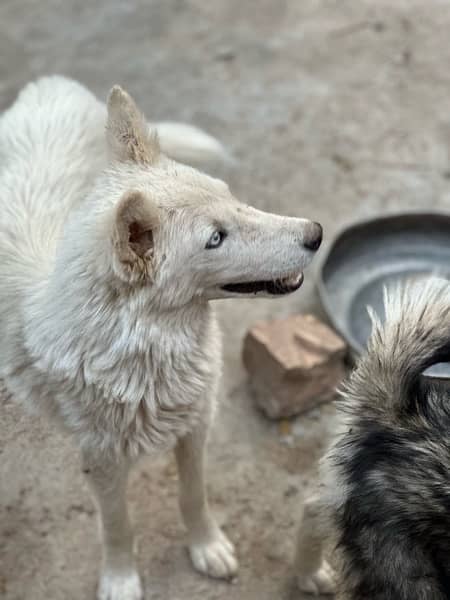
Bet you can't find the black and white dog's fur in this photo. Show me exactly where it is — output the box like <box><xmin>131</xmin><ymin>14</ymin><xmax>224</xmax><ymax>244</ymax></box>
<box><xmin>296</xmin><ymin>277</ymin><xmax>450</xmax><ymax>599</ymax></box>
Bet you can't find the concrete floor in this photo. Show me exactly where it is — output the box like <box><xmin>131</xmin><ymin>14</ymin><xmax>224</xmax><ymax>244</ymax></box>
<box><xmin>1</xmin><ymin>1</ymin><xmax>450</xmax><ymax>598</ymax></box>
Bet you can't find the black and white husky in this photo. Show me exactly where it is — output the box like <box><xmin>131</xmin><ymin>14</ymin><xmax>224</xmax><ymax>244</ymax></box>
<box><xmin>296</xmin><ymin>277</ymin><xmax>450</xmax><ymax>600</ymax></box>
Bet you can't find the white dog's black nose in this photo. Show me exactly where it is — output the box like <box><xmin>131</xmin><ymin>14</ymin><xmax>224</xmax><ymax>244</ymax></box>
<box><xmin>303</xmin><ymin>222</ymin><xmax>323</xmax><ymax>251</ymax></box>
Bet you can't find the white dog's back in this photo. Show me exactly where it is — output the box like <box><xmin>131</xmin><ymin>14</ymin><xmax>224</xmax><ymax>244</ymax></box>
<box><xmin>0</xmin><ymin>77</ymin><xmax>106</xmax><ymax>284</ymax></box>
<box><xmin>0</xmin><ymin>78</ymin><xmax>107</xmax><ymax>382</ymax></box>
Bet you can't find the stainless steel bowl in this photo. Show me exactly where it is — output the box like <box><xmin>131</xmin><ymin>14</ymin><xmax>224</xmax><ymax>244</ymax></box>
<box><xmin>317</xmin><ymin>211</ymin><xmax>450</xmax><ymax>381</ymax></box>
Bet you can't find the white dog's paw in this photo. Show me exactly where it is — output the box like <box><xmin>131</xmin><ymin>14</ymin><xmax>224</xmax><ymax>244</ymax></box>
<box><xmin>98</xmin><ymin>569</ymin><xmax>143</xmax><ymax>600</ymax></box>
<box><xmin>297</xmin><ymin>561</ymin><xmax>335</xmax><ymax>596</ymax></box>
<box><xmin>189</xmin><ymin>528</ymin><xmax>238</xmax><ymax>580</ymax></box>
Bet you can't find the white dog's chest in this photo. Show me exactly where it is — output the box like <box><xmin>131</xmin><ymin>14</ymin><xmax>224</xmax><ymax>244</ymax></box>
<box><xmin>6</xmin><ymin>314</ymin><xmax>222</xmax><ymax>459</ymax></box>
<box><xmin>5</xmin><ymin>344</ymin><xmax>219</xmax><ymax>459</ymax></box>
<box><xmin>102</xmin><ymin>352</ymin><xmax>218</xmax><ymax>457</ymax></box>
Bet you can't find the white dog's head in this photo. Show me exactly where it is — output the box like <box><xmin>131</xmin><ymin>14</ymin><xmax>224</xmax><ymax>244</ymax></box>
<box><xmin>64</xmin><ymin>86</ymin><xmax>322</xmax><ymax>311</ymax></box>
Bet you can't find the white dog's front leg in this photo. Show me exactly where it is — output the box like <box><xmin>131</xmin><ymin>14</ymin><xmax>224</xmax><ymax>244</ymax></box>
<box><xmin>82</xmin><ymin>451</ymin><xmax>143</xmax><ymax>600</ymax></box>
<box><xmin>175</xmin><ymin>422</ymin><xmax>238</xmax><ymax>580</ymax></box>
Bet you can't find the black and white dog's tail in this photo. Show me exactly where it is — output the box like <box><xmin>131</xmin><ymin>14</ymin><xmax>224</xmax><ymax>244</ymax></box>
<box><xmin>333</xmin><ymin>277</ymin><xmax>450</xmax><ymax>599</ymax></box>
<box><xmin>343</xmin><ymin>276</ymin><xmax>450</xmax><ymax>419</ymax></box>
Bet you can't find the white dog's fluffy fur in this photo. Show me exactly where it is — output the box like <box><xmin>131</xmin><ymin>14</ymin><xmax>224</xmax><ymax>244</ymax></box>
<box><xmin>0</xmin><ymin>76</ymin><xmax>322</xmax><ymax>600</ymax></box>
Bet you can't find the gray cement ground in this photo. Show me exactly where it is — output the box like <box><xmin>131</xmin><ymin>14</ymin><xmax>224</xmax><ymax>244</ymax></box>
<box><xmin>1</xmin><ymin>1</ymin><xmax>450</xmax><ymax>598</ymax></box>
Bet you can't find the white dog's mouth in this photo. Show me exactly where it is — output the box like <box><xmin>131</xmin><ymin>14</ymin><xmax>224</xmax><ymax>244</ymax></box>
<box><xmin>221</xmin><ymin>272</ymin><xmax>304</xmax><ymax>296</ymax></box>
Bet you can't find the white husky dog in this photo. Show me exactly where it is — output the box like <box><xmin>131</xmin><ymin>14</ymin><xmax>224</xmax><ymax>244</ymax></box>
<box><xmin>0</xmin><ymin>76</ymin><xmax>322</xmax><ymax>600</ymax></box>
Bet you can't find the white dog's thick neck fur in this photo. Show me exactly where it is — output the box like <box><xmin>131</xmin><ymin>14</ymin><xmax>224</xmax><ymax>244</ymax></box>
<box><xmin>0</xmin><ymin>76</ymin><xmax>320</xmax><ymax>460</ymax></box>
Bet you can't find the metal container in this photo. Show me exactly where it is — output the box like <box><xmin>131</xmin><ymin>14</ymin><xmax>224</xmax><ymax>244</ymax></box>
<box><xmin>317</xmin><ymin>211</ymin><xmax>450</xmax><ymax>381</ymax></box>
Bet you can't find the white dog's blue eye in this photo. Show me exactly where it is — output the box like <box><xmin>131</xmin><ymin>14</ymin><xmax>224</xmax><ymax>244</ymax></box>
<box><xmin>206</xmin><ymin>230</ymin><xmax>226</xmax><ymax>249</ymax></box>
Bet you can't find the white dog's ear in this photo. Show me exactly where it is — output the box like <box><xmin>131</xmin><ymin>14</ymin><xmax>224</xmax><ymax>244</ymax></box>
<box><xmin>106</xmin><ymin>85</ymin><xmax>160</xmax><ymax>164</ymax></box>
<box><xmin>112</xmin><ymin>190</ymin><xmax>160</xmax><ymax>281</ymax></box>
